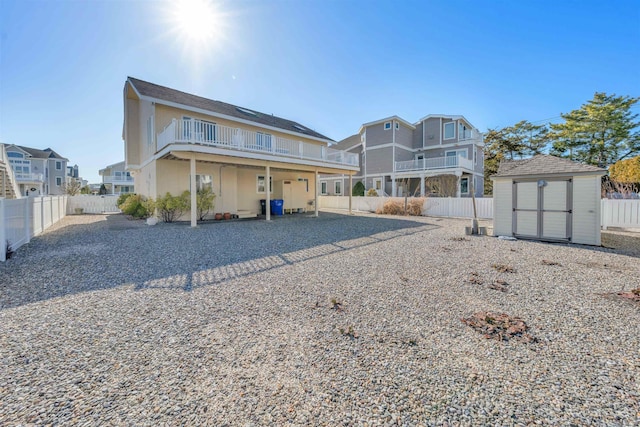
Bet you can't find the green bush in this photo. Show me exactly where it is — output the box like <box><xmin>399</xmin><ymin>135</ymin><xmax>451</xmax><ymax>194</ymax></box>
<box><xmin>366</xmin><ymin>188</ymin><xmax>378</xmax><ymax>197</ymax></box>
<box><xmin>196</xmin><ymin>187</ymin><xmax>216</xmax><ymax>221</ymax></box>
<box><xmin>117</xmin><ymin>193</ymin><xmax>135</xmax><ymax>209</ymax></box>
<box><xmin>353</xmin><ymin>181</ymin><xmax>365</xmax><ymax>197</ymax></box>
<box><xmin>120</xmin><ymin>194</ymin><xmax>151</xmax><ymax>219</ymax></box>
<box><xmin>156</xmin><ymin>192</ymin><xmax>189</xmax><ymax>223</ymax></box>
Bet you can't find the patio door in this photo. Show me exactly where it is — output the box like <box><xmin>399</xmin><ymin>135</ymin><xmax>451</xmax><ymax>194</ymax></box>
<box><xmin>373</xmin><ymin>178</ymin><xmax>383</xmax><ymax>196</ymax></box>
<box><xmin>513</xmin><ymin>179</ymin><xmax>572</xmax><ymax>241</ymax></box>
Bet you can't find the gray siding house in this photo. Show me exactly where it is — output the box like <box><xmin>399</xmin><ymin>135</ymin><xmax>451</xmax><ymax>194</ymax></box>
<box><xmin>321</xmin><ymin>115</ymin><xmax>484</xmax><ymax>197</ymax></box>
<box><xmin>4</xmin><ymin>145</ymin><xmax>69</xmax><ymax>196</ymax></box>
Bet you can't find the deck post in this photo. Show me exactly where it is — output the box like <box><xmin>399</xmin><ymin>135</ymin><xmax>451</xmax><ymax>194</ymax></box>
<box><xmin>420</xmin><ymin>174</ymin><xmax>425</xmax><ymax>196</ymax></box>
<box><xmin>190</xmin><ymin>156</ymin><xmax>197</xmax><ymax>227</ymax></box>
<box><xmin>314</xmin><ymin>169</ymin><xmax>319</xmax><ymax>217</ymax></box>
<box><xmin>348</xmin><ymin>175</ymin><xmax>352</xmax><ymax>214</ymax></box>
<box><xmin>265</xmin><ymin>163</ymin><xmax>271</xmax><ymax>221</ymax></box>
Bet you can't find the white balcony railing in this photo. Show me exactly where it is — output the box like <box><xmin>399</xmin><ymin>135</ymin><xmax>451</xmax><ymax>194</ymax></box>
<box><xmin>103</xmin><ymin>175</ymin><xmax>134</xmax><ymax>184</ymax></box>
<box><xmin>14</xmin><ymin>172</ymin><xmax>45</xmax><ymax>182</ymax></box>
<box><xmin>395</xmin><ymin>155</ymin><xmax>474</xmax><ymax>173</ymax></box>
<box><xmin>157</xmin><ymin>118</ymin><xmax>359</xmax><ymax>168</ymax></box>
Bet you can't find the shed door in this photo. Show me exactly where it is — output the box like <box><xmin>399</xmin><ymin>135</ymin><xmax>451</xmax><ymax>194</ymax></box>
<box><xmin>513</xmin><ymin>179</ymin><xmax>572</xmax><ymax>241</ymax></box>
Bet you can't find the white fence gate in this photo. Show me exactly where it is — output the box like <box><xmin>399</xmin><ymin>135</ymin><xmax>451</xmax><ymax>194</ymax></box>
<box><xmin>0</xmin><ymin>196</ymin><xmax>67</xmax><ymax>261</ymax></box>
<box><xmin>67</xmin><ymin>195</ymin><xmax>120</xmax><ymax>214</ymax></box>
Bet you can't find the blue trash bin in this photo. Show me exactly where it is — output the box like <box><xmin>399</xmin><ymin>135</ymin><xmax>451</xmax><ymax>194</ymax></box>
<box><xmin>270</xmin><ymin>199</ymin><xmax>284</xmax><ymax>216</ymax></box>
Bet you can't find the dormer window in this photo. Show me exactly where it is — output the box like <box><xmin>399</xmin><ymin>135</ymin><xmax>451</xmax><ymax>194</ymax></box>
<box><xmin>236</xmin><ymin>107</ymin><xmax>258</xmax><ymax>117</ymax></box>
<box><xmin>293</xmin><ymin>124</ymin><xmax>306</xmax><ymax>132</ymax></box>
<box><xmin>384</xmin><ymin>122</ymin><xmax>391</xmax><ymax>130</ymax></box>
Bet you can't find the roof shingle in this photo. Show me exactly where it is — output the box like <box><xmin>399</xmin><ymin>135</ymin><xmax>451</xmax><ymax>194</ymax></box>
<box><xmin>128</xmin><ymin>77</ymin><xmax>333</xmax><ymax>141</ymax></box>
<box><xmin>494</xmin><ymin>155</ymin><xmax>606</xmax><ymax>177</ymax></box>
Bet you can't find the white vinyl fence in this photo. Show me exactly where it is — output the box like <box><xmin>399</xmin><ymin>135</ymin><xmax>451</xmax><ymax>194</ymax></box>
<box><xmin>67</xmin><ymin>195</ymin><xmax>120</xmax><ymax>214</ymax></box>
<box><xmin>318</xmin><ymin>196</ymin><xmax>494</xmax><ymax>219</ymax></box>
<box><xmin>0</xmin><ymin>196</ymin><xmax>67</xmax><ymax>261</ymax></box>
<box><xmin>601</xmin><ymin>199</ymin><xmax>640</xmax><ymax>229</ymax></box>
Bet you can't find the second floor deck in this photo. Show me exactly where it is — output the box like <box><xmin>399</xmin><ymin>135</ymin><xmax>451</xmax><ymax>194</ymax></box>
<box><xmin>157</xmin><ymin>118</ymin><xmax>359</xmax><ymax>168</ymax></box>
<box><xmin>395</xmin><ymin>155</ymin><xmax>474</xmax><ymax>174</ymax></box>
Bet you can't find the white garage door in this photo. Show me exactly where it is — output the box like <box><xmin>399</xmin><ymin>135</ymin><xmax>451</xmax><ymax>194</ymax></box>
<box><xmin>513</xmin><ymin>179</ymin><xmax>572</xmax><ymax>241</ymax></box>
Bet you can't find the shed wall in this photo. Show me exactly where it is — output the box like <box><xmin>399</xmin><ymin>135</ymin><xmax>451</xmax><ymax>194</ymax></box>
<box><xmin>492</xmin><ymin>179</ymin><xmax>512</xmax><ymax>236</ymax></box>
<box><xmin>572</xmin><ymin>175</ymin><xmax>601</xmax><ymax>245</ymax></box>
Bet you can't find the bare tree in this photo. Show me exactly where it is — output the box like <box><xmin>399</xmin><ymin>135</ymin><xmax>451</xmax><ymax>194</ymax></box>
<box><xmin>62</xmin><ymin>179</ymin><xmax>82</xmax><ymax>196</ymax></box>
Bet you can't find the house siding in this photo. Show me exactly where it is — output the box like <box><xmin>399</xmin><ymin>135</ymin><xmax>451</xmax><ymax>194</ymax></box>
<box><xmin>365</xmin><ymin>123</ymin><xmax>392</xmax><ymax>147</ymax></box>
<box><xmin>412</xmin><ymin>122</ymin><xmax>423</xmax><ymax>149</ymax></box>
<box><xmin>423</xmin><ymin>118</ymin><xmax>441</xmax><ymax>147</ymax></box>
<box><xmin>395</xmin><ymin>124</ymin><xmax>413</xmax><ymax>149</ymax></box>
<box><xmin>365</xmin><ymin>147</ymin><xmax>394</xmax><ymax>174</ymax></box>
<box><xmin>125</xmin><ymin>97</ymin><xmax>141</xmax><ymax>166</ymax></box>
<box><xmin>572</xmin><ymin>176</ymin><xmax>601</xmax><ymax>245</ymax></box>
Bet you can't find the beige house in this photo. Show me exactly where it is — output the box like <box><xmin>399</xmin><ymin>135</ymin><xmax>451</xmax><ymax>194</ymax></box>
<box><xmin>123</xmin><ymin>77</ymin><xmax>359</xmax><ymax>226</ymax></box>
<box><xmin>99</xmin><ymin>161</ymin><xmax>134</xmax><ymax>195</ymax></box>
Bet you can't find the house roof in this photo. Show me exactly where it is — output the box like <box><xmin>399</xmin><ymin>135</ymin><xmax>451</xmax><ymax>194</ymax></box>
<box><xmin>11</xmin><ymin>145</ymin><xmax>68</xmax><ymax>161</ymax></box>
<box><xmin>493</xmin><ymin>155</ymin><xmax>607</xmax><ymax>178</ymax></box>
<box><xmin>332</xmin><ymin>134</ymin><xmax>361</xmax><ymax>151</ymax></box>
<box><xmin>359</xmin><ymin>115</ymin><xmax>416</xmax><ymax>132</ymax></box>
<box><xmin>127</xmin><ymin>77</ymin><xmax>333</xmax><ymax>142</ymax></box>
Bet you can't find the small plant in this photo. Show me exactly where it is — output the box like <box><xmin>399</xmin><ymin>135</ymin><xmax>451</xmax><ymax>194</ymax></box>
<box><xmin>353</xmin><ymin>181</ymin><xmax>365</xmax><ymax>197</ymax></box>
<box><xmin>120</xmin><ymin>194</ymin><xmax>152</xmax><ymax>219</ymax></box>
<box><xmin>5</xmin><ymin>240</ymin><xmax>14</xmax><ymax>260</ymax></box>
<box><xmin>339</xmin><ymin>326</ymin><xmax>358</xmax><ymax>339</ymax></box>
<box><xmin>488</xmin><ymin>280</ymin><xmax>509</xmax><ymax>292</ymax></box>
<box><xmin>366</xmin><ymin>188</ymin><xmax>378</xmax><ymax>197</ymax></box>
<box><xmin>451</xmin><ymin>237</ymin><xmax>469</xmax><ymax>242</ymax></box>
<box><xmin>616</xmin><ymin>288</ymin><xmax>640</xmax><ymax>303</ymax></box>
<box><xmin>117</xmin><ymin>193</ymin><xmax>135</xmax><ymax>209</ymax></box>
<box><xmin>406</xmin><ymin>197</ymin><xmax>425</xmax><ymax>216</ymax></box>
<box><xmin>541</xmin><ymin>259</ymin><xmax>561</xmax><ymax>266</ymax></box>
<box><xmin>491</xmin><ymin>263</ymin><xmax>516</xmax><ymax>273</ymax></box>
<box><xmin>196</xmin><ymin>187</ymin><xmax>216</xmax><ymax>221</ymax></box>
<box><xmin>330</xmin><ymin>297</ymin><xmax>343</xmax><ymax>312</ymax></box>
<box><xmin>156</xmin><ymin>191</ymin><xmax>189</xmax><ymax>222</ymax></box>
<box><xmin>376</xmin><ymin>200</ymin><xmax>404</xmax><ymax>215</ymax></box>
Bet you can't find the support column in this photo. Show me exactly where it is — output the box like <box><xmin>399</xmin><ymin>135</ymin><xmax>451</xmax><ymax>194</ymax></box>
<box><xmin>190</xmin><ymin>156</ymin><xmax>197</xmax><ymax>227</ymax></box>
<box><xmin>420</xmin><ymin>174</ymin><xmax>425</xmax><ymax>196</ymax></box>
<box><xmin>265</xmin><ymin>163</ymin><xmax>271</xmax><ymax>221</ymax></box>
<box><xmin>348</xmin><ymin>175</ymin><xmax>352</xmax><ymax>214</ymax></box>
<box><xmin>391</xmin><ymin>174</ymin><xmax>396</xmax><ymax>197</ymax></box>
<box><xmin>456</xmin><ymin>173</ymin><xmax>461</xmax><ymax>198</ymax></box>
<box><xmin>314</xmin><ymin>169</ymin><xmax>319</xmax><ymax>217</ymax></box>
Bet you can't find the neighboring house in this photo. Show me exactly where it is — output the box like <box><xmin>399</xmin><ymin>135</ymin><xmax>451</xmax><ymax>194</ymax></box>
<box><xmin>320</xmin><ymin>115</ymin><xmax>484</xmax><ymax>198</ymax></box>
<box><xmin>4</xmin><ymin>145</ymin><xmax>69</xmax><ymax>196</ymax></box>
<box><xmin>99</xmin><ymin>161</ymin><xmax>134</xmax><ymax>195</ymax></box>
<box><xmin>123</xmin><ymin>77</ymin><xmax>359</xmax><ymax>226</ymax></box>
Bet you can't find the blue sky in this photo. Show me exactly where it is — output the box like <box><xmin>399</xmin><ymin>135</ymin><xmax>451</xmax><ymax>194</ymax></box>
<box><xmin>1</xmin><ymin>0</ymin><xmax>638</xmax><ymax>183</ymax></box>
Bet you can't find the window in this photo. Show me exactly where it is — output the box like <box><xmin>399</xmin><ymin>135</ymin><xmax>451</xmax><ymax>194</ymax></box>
<box><xmin>384</xmin><ymin>122</ymin><xmax>391</xmax><ymax>130</ymax></box>
<box><xmin>473</xmin><ymin>149</ymin><xmax>477</xmax><ymax>165</ymax></box>
<box><xmin>335</xmin><ymin>181</ymin><xmax>342</xmax><ymax>195</ymax></box>
<box><xmin>256</xmin><ymin>132</ymin><xmax>272</xmax><ymax>150</ymax></box>
<box><xmin>459</xmin><ymin>123</ymin><xmax>472</xmax><ymax>140</ymax></box>
<box><xmin>7</xmin><ymin>152</ymin><xmax>23</xmax><ymax>158</ymax></box>
<box><xmin>320</xmin><ymin>181</ymin><xmax>328</xmax><ymax>195</ymax></box>
<box><xmin>257</xmin><ymin>175</ymin><xmax>273</xmax><ymax>193</ymax></box>
<box><xmin>460</xmin><ymin>177</ymin><xmax>469</xmax><ymax>194</ymax></box>
<box><xmin>190</xmin><ymin>174</ymin><xmax>213</xmax><ymax>192</ymax></box>
<box><xmin>56</xmin><ymin>161</ymin><xmax>62</xmax><ymax>170</ymax></box>
<box><xmin>298</xmin><ymin>178</ymin><xmax>309</xmax><ymax>192</ymax></box>
<box><xmin>444</xmin><ymin>122</ymin><xmax>455</xmax><ymax>140</ymax></box>
<box><xmin>56</xmin><ymin>177</ymin><xmax>62</xmax><ymax>186</ymax></box>
<box><xmin>395</xmin><ymin>122</ymin><xmax>399</xmax><ymax>130</ymax></box>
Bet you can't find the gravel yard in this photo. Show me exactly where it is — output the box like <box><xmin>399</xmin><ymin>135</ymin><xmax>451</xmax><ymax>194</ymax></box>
<box><xmin>1</xmin><ymin>211</ymin><xmax>639</xmax><ymax>426</ymax></box>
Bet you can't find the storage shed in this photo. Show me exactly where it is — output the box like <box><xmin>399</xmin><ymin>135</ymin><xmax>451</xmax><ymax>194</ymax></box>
<box><xmin>491</xmin><ymin>155</ymin><xmax>607</xmax><ymax>245</ymax></box>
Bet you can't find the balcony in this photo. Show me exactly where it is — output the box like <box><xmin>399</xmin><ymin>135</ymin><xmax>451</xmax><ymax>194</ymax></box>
<box><xmin>395</xmin><ymin>155</ymin><xmax>473</xmax><ymax>173</ymax></box>
<box><xmin>14</xmin><ymin>172</ymin><xmax>45</xmax><ymax>182</ymax></box>
<box><xmin>103</xmin><ymin>175</ymin><xmax>134</xmax><ymax>184</ymax></box>
<box><xmin>157</xmin><ymin>118</ymin><xmax>359</xmax><ymax>168</ymax></box>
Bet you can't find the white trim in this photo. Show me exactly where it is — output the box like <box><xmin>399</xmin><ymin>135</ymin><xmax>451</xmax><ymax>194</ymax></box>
<box><xmin>366</xmin><ymin>143</ymin><xmax>414</xmax><ymax>152</ymax></box>
<box><xmin>443</xmin><ymin>122</ymin><xmax>456</xmax><ymax>140</ymax></box>
<box><xmin>134</xmin><ymin>91</ymin><xmax>334</xmax><ymax>146</ymax></box>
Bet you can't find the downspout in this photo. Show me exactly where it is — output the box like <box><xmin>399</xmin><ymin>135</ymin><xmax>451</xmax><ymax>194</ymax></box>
<box><xmin>392</xmin><ymin>121</ymin><xmax>396</xmax><ymax>197</ymax></box>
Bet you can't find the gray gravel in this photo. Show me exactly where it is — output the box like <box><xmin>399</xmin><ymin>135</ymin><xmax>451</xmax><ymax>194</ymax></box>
<box><xmin>1</xmin><ymin>211</ymin><xmax>639</xmax><ymax>426</ymax></box>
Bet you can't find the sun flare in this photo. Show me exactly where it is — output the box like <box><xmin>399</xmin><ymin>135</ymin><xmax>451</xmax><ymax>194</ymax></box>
<box><xmin>170</xmin><ymin>0</ymin><xmax>221</xmax><ymax>44</ymax></box>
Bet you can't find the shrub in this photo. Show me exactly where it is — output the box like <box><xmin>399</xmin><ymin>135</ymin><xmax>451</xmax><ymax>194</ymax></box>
<box><xmin>376</xmin><ymin>200</ymin><xmax>404</xmax><ymax>215</ymax></box>
<box><xmin>353</xmin><ymin>181</ymin><xmax>365</xmax><ymax>197</ymax></box>
<box><xmin>120</xmin><ymin>194</ymin><xmax>151</xmax><ymax>219</ymax></box>
<box><xmin>406</xmin><ymin>197</ymin><xmax>425</xmax><ymax>216</ymax></box>
<box><xmin>117</xmin><ymin>193</ymin><xmax>135</xmax><ymax>209</ymax></box>
<box><xmin>156</xmin><ymin>191</ymin><xmax>189</xmax><ymax>222</ymax></box>
<box><xmin>366</xmin><ymin>188</ymin><xmax>378</xmax><ymax>197</ymax></box>
<box><xmin>196</xmin><ymin>187</ymin><xmax>216</xmax><ymax>221</ymax></box>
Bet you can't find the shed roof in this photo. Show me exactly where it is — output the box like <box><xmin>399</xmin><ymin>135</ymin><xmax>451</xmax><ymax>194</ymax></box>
<box><xmin>128</xmin><ymin>77</ymin><xmax>333</xmax><ymax>141</ymax></box>
<box><xmin>493</xmin><ymin>155</ymin><xmax>606</xmax><ymax>178</ymax></box>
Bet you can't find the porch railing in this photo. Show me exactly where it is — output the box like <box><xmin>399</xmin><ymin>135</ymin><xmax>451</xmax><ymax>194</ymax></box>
<box><xmin>395</xmin><ymin>155</ymin><xmax>474</xmax><ymax>172</ymax></box>
<box><xmin>103</xmin><ymin>175</ymin><xmax>134</xmax><ymax>184</ymax></box>
<box><xmin>157</xmin><ymin>118</ymin><xmax>359</xmax><ymax>167</ymax></box>
<box><xmin>14</xmin><ymin>172</ymin><xmax>45</xmax><ymax>182</ymax></box>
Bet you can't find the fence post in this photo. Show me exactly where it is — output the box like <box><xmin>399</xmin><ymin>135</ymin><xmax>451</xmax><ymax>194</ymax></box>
<box><xmin>41</xmin><ymin>196</ymin><xmax>45</xmax><ymax>233</ymax></box>
<box><xmin>24</xmin><ymin>197</ymin><xmax>31</xmax><ymax>244</ymax></box>
<box><xmin>0</xmin><ymin>199</ymin><xmax>6</xmax><ymax>262</ymax></box>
